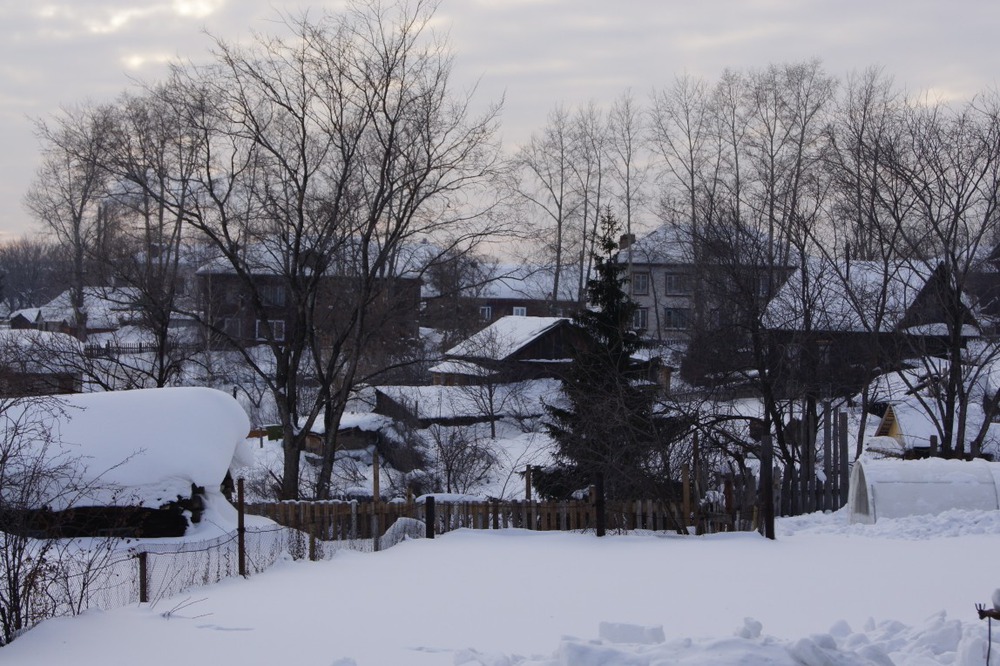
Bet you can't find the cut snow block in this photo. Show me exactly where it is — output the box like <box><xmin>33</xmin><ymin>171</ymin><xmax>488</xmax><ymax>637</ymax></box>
<box><xmin>598</xmin><ymin>621</ymin><xmax>665</xmax><ymax>645</ymax></box>
<box><xmin>849</xmin><ymin>458</ymin><xmax>1000</xmax><ymax>524</ymax></box>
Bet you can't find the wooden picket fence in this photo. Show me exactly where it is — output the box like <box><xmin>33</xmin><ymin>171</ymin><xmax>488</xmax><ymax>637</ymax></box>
<box><xmin>245</xmin><ymin>497</ymin><xmax>733</xmax><ymax>541</ymax></box>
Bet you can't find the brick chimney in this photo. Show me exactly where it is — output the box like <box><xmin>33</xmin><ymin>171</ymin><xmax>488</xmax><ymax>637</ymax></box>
<box><xmin>618</xmin><ymin>234</ymin><xmax>636</xmax><ymax>250</ymax></box>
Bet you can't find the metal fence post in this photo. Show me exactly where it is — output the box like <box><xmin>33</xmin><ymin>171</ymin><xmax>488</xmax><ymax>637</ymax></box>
<box><xmin>238</xmin><ymin>477</ymin><xmax>246</xmax><ymax>577</ymax></box>
<box><xmin>425</xmin><ymin>496</ymin><xmax>435</xmax><ymax>539</ymax></box>
<box><xmin>138</xmin><ymin>551</ymin><xmax>148</xmax><ymax>603</ymax></box>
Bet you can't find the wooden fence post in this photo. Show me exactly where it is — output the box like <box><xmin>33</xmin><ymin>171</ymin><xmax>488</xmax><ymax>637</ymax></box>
<box><xmin>425</xmin><ymin>496</ymin><xmax>435</xmax><ymax>539</ymax></box>
<box><xmin>595</xmin><ymin>473</ymin><xmax>606</xmax><ymax>537</ymax></box>
<box><xmin>760</xmin><ymin>434</ymin><xmax>775</xmax><ymax>540</ymax></box>
<box><xmin>682</xmin><ymin>465</ymin><xmax>691</xmax><ymax>531</ymax></box>
<box><xmin>822</xmin><ymin>403</ymin><xmax>832</xmax><ymax>512</ymax></box>
<box><xmin>238</xmin><ymin>477</ymin><xmax>246</xmax><ymax>577</ymax></box>
<box><xmin>838</xmin><ymin>411</ymin><xmax>850</xmax><ymax>506</ymax></box>
<box><xmin>138</xmin><ymin>551</ymin><xmax>148</xmax><ymax>603</ymax></box>
<box><xmin>373</xmin><ymin>449</ymin><xmax>381</xmax><ymax>552</ymax></box>
<box><xmin>525</xmin><ymin>466</ymin><xmax>532</xmax><ymax>501</ymax></box>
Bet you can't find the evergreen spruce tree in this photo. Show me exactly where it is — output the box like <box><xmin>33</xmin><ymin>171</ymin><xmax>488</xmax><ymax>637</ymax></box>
<box><xmin>541</xmin><ymin>210</ymin><xmax>665</xmax><ymax>533</ymax></box>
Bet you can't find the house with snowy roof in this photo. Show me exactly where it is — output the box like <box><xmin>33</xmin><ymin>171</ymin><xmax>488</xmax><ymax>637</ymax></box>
<box><xmin>9</xmin><ymin>286</ymin><xmax>144</xmax><ymax>340</ymax></box>
<box><xmin>763</xmin><ymin>258</ymin><xmax>978</xmax><ymax>398</ymax></box>
<box><xmin>421</xmin><ymin>260</ymin><xmax>582</xmax><ymax>342</ymax></box>
<box><xmin>197</xmin><ymin>241</ymin><xmax>422</xmax><ymax>349</ymax></box>
<box><xmin>428</xmin><ymin>316</ymin><xmax>589</xmax><ymax>385</ymax></box>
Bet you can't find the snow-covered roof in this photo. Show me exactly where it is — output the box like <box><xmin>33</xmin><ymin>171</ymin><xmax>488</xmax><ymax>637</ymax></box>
<box><xmin>420</xmin><ymin>261</ymin><xmax>583</xmax><ymax>303</ymax></box>
<box><xmin>196</xmin><ymin>239</ymin><xmax>430</xmax><ymax>279</ymax></box>
<box><xmin>873</xmin><ymin>394</ymin><xmax>1000</xmax><ymax>458</ymax></box>
<box><xmin>482</xmin><ymin>264</ymin><xmax>581</xmax><ymax>302</ymax></box>
<box><xmin>445</xmin><ymin>316</ymin><xmax>570</xmax><ymax>360</ymax></box>
<box><xmin>619</xmin><ymin>225</ymin><xmax>690</xmax><ymax>265</ymax></box>
<box><xmin>303</xmin><ymin>411</ymin><xmax>394</xmax><ymax>435</ymax></box>
<box><xmin>0</xmin><ymin>329</ymin><xmax>83</xmax><ymax>373</ymax></box>
<box><xmin>13</xmin><ymin>287</ymin><xmax>144</xmax><ymax>330</ymax></box>
<box><xmin>427</xmin><ymin>359</ymin><xmax>496</xmax><ymax>378</ymax></box>
<box><xmin>376</xmin><ymin>379</ymin><xmax>561</xmax><ymax>421</ymax></box>
<box><xmin>764</xmin><ymin>258</ymin><xmax>936</xmax><ymax>333</ymax></box>
<box><xmin>10</xmin><ymin>307</ymin><xmax>40</xmax><ymax>323</ymax></box>
<box><xmin>2</xmin><ymin>387</ymin><xmax>251</xmax><ymax>510</ymax></box>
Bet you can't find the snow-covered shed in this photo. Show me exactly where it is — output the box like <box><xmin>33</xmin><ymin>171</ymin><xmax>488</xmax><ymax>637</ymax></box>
<box><xmin>4</xmin><ymin>387</ymin><xmax>252</xmax><ymax>537</ymax></box>
<box><xmin>849</xmin><ymin>458</ymin><xmax>1000</xmax><ymax>524</ymax></box>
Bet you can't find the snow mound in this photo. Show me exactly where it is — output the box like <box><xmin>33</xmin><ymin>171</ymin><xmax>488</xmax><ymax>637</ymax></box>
<box><xmin>777</xmin><ymin>507</ymin><xmax>1000</xmax><ymax>539</ymax></box>
<box><xmin>381</xmin><ymin>517</ymin><xmax>425</xmax><ymax>548</ymax></box>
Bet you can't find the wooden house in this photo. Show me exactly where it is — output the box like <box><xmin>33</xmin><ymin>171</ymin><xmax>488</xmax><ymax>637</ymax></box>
<box><xmin>429</xmin><ymin>316</ymin><xmax>588</xmax><ymax>386</ymax></box>
<box><xmin>762</xmin><ymin>259</ymin><xmax>977</xmax><ymax>398</ymax></box>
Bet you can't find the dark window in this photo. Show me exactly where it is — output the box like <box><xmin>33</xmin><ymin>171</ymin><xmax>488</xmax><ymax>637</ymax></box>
<box><xmin>663</xmin><ymin>307</ymin><xmax>690</xmax><ymax>330</ymax></box>
<box><xmin>479</xmin><ymin>305</ymin><xmax>492</xmax><ymax>320</ymax></box>
<box><xmin>259</xmin><ymin>284</ymin><xmax>286</xmax><ymax>307</ymax></box>
<box><xmin>513</xmin><ymin>306</ymin><xmax>527</xmax><ymax>316</ymax></box>
<box><xmin>256</xmin><ymin>319</ymin><xmax>286</xmax><ymax>342</ymax></box>
<box><xmin>631</xmin><ymin>272</ymin><xmax>650</xmax><ymax>296</ymax></box>
<box><xmin>664</xmin><ymin>273</ymin><xmax>690</xmax><ymax>295</ymax></box>
<box><xmin>223</xmin><ymin>318</ymin><xmax>242</xmax><ymax>339</ymax></box>
<box><xmin>632</xmin><ymin>307</ymin><xmax>649</xmax><ymax>331</ymax></box>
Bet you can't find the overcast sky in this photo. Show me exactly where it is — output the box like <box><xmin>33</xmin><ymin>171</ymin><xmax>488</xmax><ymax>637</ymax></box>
<box><xmin>1</xmin><ymin>0</ymin><xmax>998</xmax><ymax>241</ymax></box>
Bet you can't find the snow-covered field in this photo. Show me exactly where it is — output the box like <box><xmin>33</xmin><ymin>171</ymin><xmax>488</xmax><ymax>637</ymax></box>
<box><xmin>5</xmin><ymin>509</ymin><xmax>1000</xmax><ymax>665</ymax></box>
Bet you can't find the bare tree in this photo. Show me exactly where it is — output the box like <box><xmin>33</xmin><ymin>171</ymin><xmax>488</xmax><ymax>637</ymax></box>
<box><xmin>0</xmin><ymin>396</ymin><xmax>120</xmax><ymax>645</ymax></box>
<box><xmin>516</xmin><ymin>104</ymin><xmax>582</xmax><ymax>309</ymax></box>
<box><xmin>99</xmin><ymin>1</ymin><xmax>506</xmax><ymax>499</ymax></box>
<box><xmin>569</xmin><ymin>102</ymin><xmax>609</xmax><ymax>305</ymax></box>
<box><xmin>25</xmin><ymin>105</ymin><xmax>120</xmax><ymax>340</ymax></box>
<box><xmin>876</xmin><ymin>92</ymin><xmax>1000</xmax><ymax>456</ymax></box>
<box><xmin>0</xmin><ymin>238</ymin><xmax>67</xmax><ymax>314</ymax></box>
<box><xmin>608</xmin><ymin>89</ymin><xmax>649</xmax><ymax>241</ymax></box>
<box><xmin>425</xmin><ymin>425</ymin><xmax>496</xmax><ymax>494</ymax></box>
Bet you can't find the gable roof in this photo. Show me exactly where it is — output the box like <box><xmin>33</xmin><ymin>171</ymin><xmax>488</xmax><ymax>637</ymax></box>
<box><xmin>13</xmin><ymin>287</ymin><xmax>143</xmax><ymax>331</ymax></box>
<box><xmin>619</xmin><ymin>225</ymin><xmax>690</xmax><ymax>265</ymax></box>
<box><xmin>375</xmin><ymin>379</ymin><xmax>561</xmax><ymax>422</ymax></box>
<box><xmin>0</xmin><ymin>329</ymin><xmax>83</xmax><ymax>374</ymax></box>
<box><xmin>871</xmin><ymin>395</ymin><xmax>1000</xmax><ymax>458</ymax></box>
<box><xmin>444</xmin><ymin>316</ymin><xmax>570</xmax><ymax>361</ymax></box>
<box><xmin>763</xmin><ymin>258</ymin><xmax>940</xmax><ymax>333</ymax></box>
<box><xmin>196</xmin><ymin>239</ymin><xmax>429</xmax><ymax>279</ymax></box>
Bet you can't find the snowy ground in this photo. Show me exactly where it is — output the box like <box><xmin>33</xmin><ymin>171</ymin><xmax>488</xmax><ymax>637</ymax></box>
<box><xmin>5</xmin><ymin>508</ymin><xmax>1000</xmax><ymax>665</ymax></box>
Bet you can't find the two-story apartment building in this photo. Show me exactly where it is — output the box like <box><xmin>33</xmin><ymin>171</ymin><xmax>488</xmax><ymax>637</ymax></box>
<box><xmin>618</xmin><ymin>225</ymin><xmax>701</xmax><ymax>343</ymax></box>
<box><xmin>197</xmin><ymin>247</ymin><xmax>422</xmax><ymax>350</ymax></box>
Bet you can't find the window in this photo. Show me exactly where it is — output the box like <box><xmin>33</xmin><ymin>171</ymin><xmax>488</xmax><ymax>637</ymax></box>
<box><xmin>259</xmin><ymin>284</ymin><xmax>286</xmax><ymax>307</ymax></box>
<box><xmin>479</xmin><ymin>305</ymin><xmax>492</xmax><ymax>320</ymax></box>
<box><xmin>512</xmin><ymin>306</ymin><xmax>527</xmax><ymax>316</ymax></box>
<box><xmin>817</xmin><ymin>340</ymin><xmax>832</xmax><ymax>365</ymax></box>
<box><xmin>664</xmin><ymin>273</ymin><xmax>691</xmax><ymax>295</ymax></box>
<box><xmin>256</xmin><ymin>319</ymin><xmax>286</xmax><ymax>342</ymax></box>
<box><xmin>631</xmin><ymin>272</ymin><xmax>650</xmax><ymax>296</ymax></box>
<box><xmin>632</xmin><ymin>307</ymin><xmax>649</xmax><ymax>331</ymax></box>
<box><xmin>663</xmin><ymin>307</ymin><xmax>690</xmax><ymax>330</ymax></box>
<box><xmin>223</xmin><ymin>317</ymin><xmax>242</xmax><ymax>339</ymax></box>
